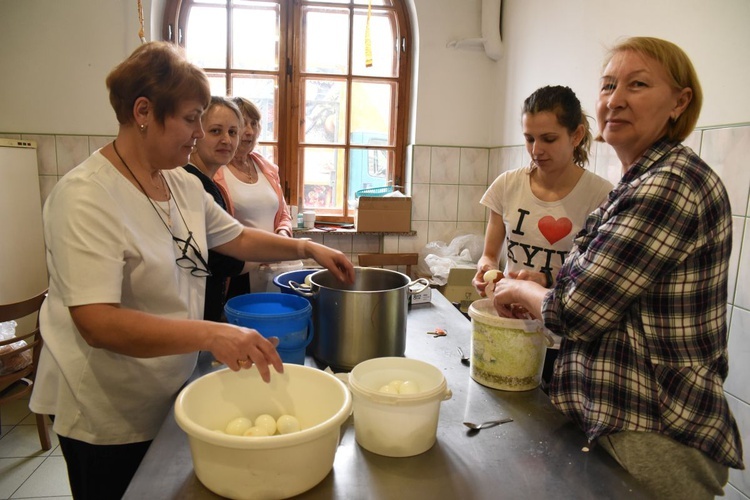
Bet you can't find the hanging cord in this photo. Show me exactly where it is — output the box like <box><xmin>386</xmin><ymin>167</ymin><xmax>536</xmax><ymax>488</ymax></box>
<box><xmin>364</xmin><ymin>0</ymin><xmax>373</xmax><ymax>67</ymax></box>
<box><xmin>137</xmin><ymin>0</ymin><xmax>147</xmax><ymax>43</ymax></box>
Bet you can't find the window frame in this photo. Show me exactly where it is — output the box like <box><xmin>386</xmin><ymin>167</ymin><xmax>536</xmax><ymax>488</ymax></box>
<box><xmin>162</xmin><ymin>0</ymin><xmax>412</xmax><ymax>223</ymax></box>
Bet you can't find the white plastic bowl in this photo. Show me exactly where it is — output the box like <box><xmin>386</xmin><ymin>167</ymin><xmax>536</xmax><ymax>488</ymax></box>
<box><xmin>174</xmin><ymin>364</ymin><xmax>352</xmax><ymax>500</ymax></box>
<box><xmin>348</xmin><ymin>357</ymin><xmax>451</xmax><ymax>457</ymax></box>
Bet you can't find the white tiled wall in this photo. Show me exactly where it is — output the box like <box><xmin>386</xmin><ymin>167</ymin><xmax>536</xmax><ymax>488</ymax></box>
<box><xmin>2</xmin><ymin>125</ymin><xmax>749</xmax><ymax>494</ymax></box>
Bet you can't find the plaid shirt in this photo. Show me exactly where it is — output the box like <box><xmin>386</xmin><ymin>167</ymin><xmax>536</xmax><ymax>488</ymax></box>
<box><xmin>542</xmin><ymin>138</ymin><xmax>744</xmax><ymax>469</ymax></box>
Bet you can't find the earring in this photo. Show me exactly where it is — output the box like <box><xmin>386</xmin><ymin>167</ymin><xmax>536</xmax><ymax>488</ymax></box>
<box><xmin>139</xmin><ymin>123</ymin><xmax>147</xmax><ymax>132</ymax></box>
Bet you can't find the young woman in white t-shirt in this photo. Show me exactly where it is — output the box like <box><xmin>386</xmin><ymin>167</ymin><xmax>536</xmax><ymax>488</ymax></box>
<box><xmin>474</xmin><ymin>85</ymin><xmax>613</xmax><ymax>297</ymax></box>
<box><xmin>473</xmin><ymin>86</ymin><xmax>613</xmax><ymax>385</ymax></box>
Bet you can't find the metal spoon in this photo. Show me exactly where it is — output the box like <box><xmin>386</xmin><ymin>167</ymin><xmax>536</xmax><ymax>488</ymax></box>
<box><xmin>456</xmin><ymin>347</ymin><xmax>470</xmax><ymax>366</ymax></box>
<box><xmin>463</xmin><ymin>418</ymin><xmax>514</xmax><ymax>431</ymax></box>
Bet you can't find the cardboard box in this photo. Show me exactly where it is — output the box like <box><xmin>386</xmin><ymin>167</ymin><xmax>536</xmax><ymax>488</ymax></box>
<box><xmin>410</xmin><ymin>286</ymin><xmax>432</xmax><ymax>305</ymax></box>
<box><xmin>438</xmin><ymin>266</ymin><xmax>481</xmax><ymax>313</ymax></box>
<box><xmin>355</xmin><ymin>196</ymin><xmax>412</xmax><ymax>233</ymax></box>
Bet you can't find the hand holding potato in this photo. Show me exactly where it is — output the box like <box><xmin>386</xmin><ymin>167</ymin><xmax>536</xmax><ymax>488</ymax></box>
<box><xmin>473</xmin><ymin>266</ymin><xmax>504</xmax><ymax>297</ymax></box>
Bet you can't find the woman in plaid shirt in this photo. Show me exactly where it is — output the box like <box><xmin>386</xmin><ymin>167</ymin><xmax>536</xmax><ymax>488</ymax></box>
<box><xmin>492</xmin><ymin>37</ymin><xmax>743</xmax><ymax>499</ymax></box>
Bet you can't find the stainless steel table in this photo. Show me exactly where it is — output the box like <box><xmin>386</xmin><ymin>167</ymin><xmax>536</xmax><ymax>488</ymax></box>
<box><xmin>125</xmin><ymin>291</ymin><xmax>647</xmax><ymax>499</ymax></box>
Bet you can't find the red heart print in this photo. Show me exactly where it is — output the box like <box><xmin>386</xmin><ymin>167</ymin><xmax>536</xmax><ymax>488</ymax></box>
<box><xmin>538</xmin><ymin>216</ymin><xmax>572</xmax><ymax>245</ymax></box>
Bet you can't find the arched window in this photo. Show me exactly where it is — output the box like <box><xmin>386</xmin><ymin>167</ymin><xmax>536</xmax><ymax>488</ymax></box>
<box><xmin>163</xmin><ymin>0</ymin><xmax>413</xmax><ymax>222</ymax></box>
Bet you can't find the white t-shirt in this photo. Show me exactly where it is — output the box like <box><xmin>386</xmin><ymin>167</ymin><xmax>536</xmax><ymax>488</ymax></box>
<box><xmin>223</xmin><ymin>162</ymin><xmax>278</xmax><ymax>234</ymax></box>
<box><xmin>30</xmin><ymin>151</ymin><xmax>243</xmax><ymax>444</ymax></box>
<box><xmin>480</xmin><ymin>167</ymin><xmax>613</xmax><ymax>281</ymax></box>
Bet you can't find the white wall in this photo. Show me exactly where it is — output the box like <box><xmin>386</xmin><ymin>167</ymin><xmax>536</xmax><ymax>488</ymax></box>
<box><xmin>0</xmin><ymin>0</ymin><xmax>150</xmax><ymax>135</ymax></box>
<box><xmin>494</xmin><ymin>0</ymin><xmax>750</xmax><ymax>146</ymax></box>
<box><xmin>410</xmin><ymin>0</ymin><xmax>500</xmax><ymax>147</ymax></box>
<box><xmin>409</xmin><ymin>0</ymin><xmax>750</xmax><ymax>146</ymax></box>
<box><xmin>1</xmin><ymin>0</ymin><xmax>748</xmax><ymax>144</ymax></box>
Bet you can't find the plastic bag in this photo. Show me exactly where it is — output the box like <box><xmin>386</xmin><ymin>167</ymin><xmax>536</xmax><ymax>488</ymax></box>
<box><xmin>418</xmin><ymin>234</ymin><xmax>485</xmax><ymax>286</ymax></box>
<box><xmin>0</xmin><ymin>321</ymin><xmax>33</xmax><ymax>376</ymax></box>
<box><xmin>445</xmin><ymin>234</ymin><xmax>485</xmax><ymax>262</ymax></box>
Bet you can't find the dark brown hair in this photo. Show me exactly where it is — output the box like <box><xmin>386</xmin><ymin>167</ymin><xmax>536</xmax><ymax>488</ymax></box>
<box><xmin>106</xmin><ymin>41</ymin><xmax>210</xmax><ymax>126</ymax></box>
<box><xmin>523</xmin><ymin>85</ymin><xmax>592</xmax><ymax>167</ymax></box>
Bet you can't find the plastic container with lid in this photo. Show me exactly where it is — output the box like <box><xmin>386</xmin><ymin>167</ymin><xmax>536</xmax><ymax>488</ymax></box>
<box><xmin>346</xmin><ymin>357</ymin><xmax>452</xmax><ymax>457</ymax></box>
<box><xmin>468</xmin><ymin>299</ymin><xmax>552</xmax><ymax>391</ymax></box>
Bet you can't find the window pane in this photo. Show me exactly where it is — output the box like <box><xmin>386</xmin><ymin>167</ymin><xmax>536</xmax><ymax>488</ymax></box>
<box><xmin>353</xmin><ymin>0</ymin><xmax>391</xmax><ymax>5</ymax></box>
<box><xmin>302</xmin><ymin>147</ymin><xmax>344</xmax><ymax>211</ymax></box>
<box><xmin>233</xmin><ymin>4</ymin><xmax>280</xmax><ymax>71</ymax></box>
<box><xmin>302</xmin><ymin>7</ymin><xmax>349</xmax><ymax>75</ymax></box>
<box><xmin>304</xmin><ymin>0</ymin><xmax>392</xmax><ymax>5</ymax></box>
<box><xmin>303</xmin><ymin>79</ymin><xmax>347</xmax><ymax>145</ymax></box>
<box><xmin>232</xmin><ymin>75</ymin><xmax>278</xmax><ymax>142</ymax></box>
<box><xmin>205</xmin><ymin>74</ymin><xmax>227</xmax><ymax>96</ymax></box>
<box><xmin>350</xmin><ymin>81</ymin><xmax>393</xmax><ymax>145</ymax></box>
<box><xmin>348</xmin><ymin>146</ymin><xmax>391</xmax><ymax>208</ymax></box>
<box><xmin>232</xmin><ymin>0</ymin><xmax>274</xmax><ymax>6</ymax></box>
<box><xmin>186</xmin><ymin>6</ymin><xmax>227</xmax><ymax>68</ymax></box>
<box><xmin>352</xmin><ymin>9</ymin><xmax>397</xmax><ymax>77</ymax></box>
<box><xmin>256</xmin><ymin>144</ymin><xmax>276</xmax><ymax>165</ymax></box>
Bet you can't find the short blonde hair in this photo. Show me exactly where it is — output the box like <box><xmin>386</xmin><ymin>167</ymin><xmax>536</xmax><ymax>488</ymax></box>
<box><xmin>231</xmin><ymin>96</ymin><xmax>261</xmax><ymax>123</ymax></box>
<box><xmin>601</xmin><ymin>37</ymin><xmax>702</xmax><ymax>142</ymax></box>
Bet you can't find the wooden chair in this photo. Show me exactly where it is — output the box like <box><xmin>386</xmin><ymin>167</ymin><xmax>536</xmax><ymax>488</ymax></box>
<box><xmin>0</xmin><ymin>290</ymin><xmax>50</xmax><ymax>450</ymax></box>
<box><xmin>358</xmin><ymin>253</ymin><xmax>419</xmax><ymax>277</ymax></box>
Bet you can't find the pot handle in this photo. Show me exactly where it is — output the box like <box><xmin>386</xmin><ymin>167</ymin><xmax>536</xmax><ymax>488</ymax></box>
<box><xmin>408</xmin><ymin>278</ymin><xmax>430</xmax><ymax>295</ymax></box>
<box><xmin>289</xmin><ymin>280</ymin><xmax>315</xmax><ymax>298</ymax></box>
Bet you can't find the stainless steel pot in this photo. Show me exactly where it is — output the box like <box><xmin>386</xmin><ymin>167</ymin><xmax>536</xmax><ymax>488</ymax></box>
<box><xmin>291</xmin><ymin>267</ymin><xmax>429</xmax><ymax>371</ymax></box>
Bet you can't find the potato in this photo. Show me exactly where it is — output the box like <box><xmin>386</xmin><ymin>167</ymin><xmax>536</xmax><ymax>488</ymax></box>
<box><xmin>243</xmin><ymin>426</ymin><xmax>270</xmax><ymax>437</ymax></box>
<box><xmin>483</xmin><ymin>269</ymin><xmax>503</xmax><ymax>283</ymax></box>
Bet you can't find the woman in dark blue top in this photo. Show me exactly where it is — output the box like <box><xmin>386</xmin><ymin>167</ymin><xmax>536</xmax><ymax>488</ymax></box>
<box><xmin>183</xmin><ymin>96</ymin><xmax>247</xmax><ymax>321</ymax></box>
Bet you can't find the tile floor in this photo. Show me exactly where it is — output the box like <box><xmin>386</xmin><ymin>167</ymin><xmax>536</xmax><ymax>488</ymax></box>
<box><xmin>0</xmin><ymin>396</ymin><xmax>71</xmax><ymax>499</ymax></box>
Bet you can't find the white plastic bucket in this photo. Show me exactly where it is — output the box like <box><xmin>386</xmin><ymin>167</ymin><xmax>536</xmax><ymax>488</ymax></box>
<box><xmin>347</xmin><ymin>357</ymin><xmax>452</xmax><ymax>457</ymax></box>
<box><xmin>174</xmin><ymin>365</ymin><xmax>352</xmax><ymax>500</ymax></box>
<box><xmin>468</xmin><ymin>299</ymin><xmax>550</xmax><ymax>391</ymax></box>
